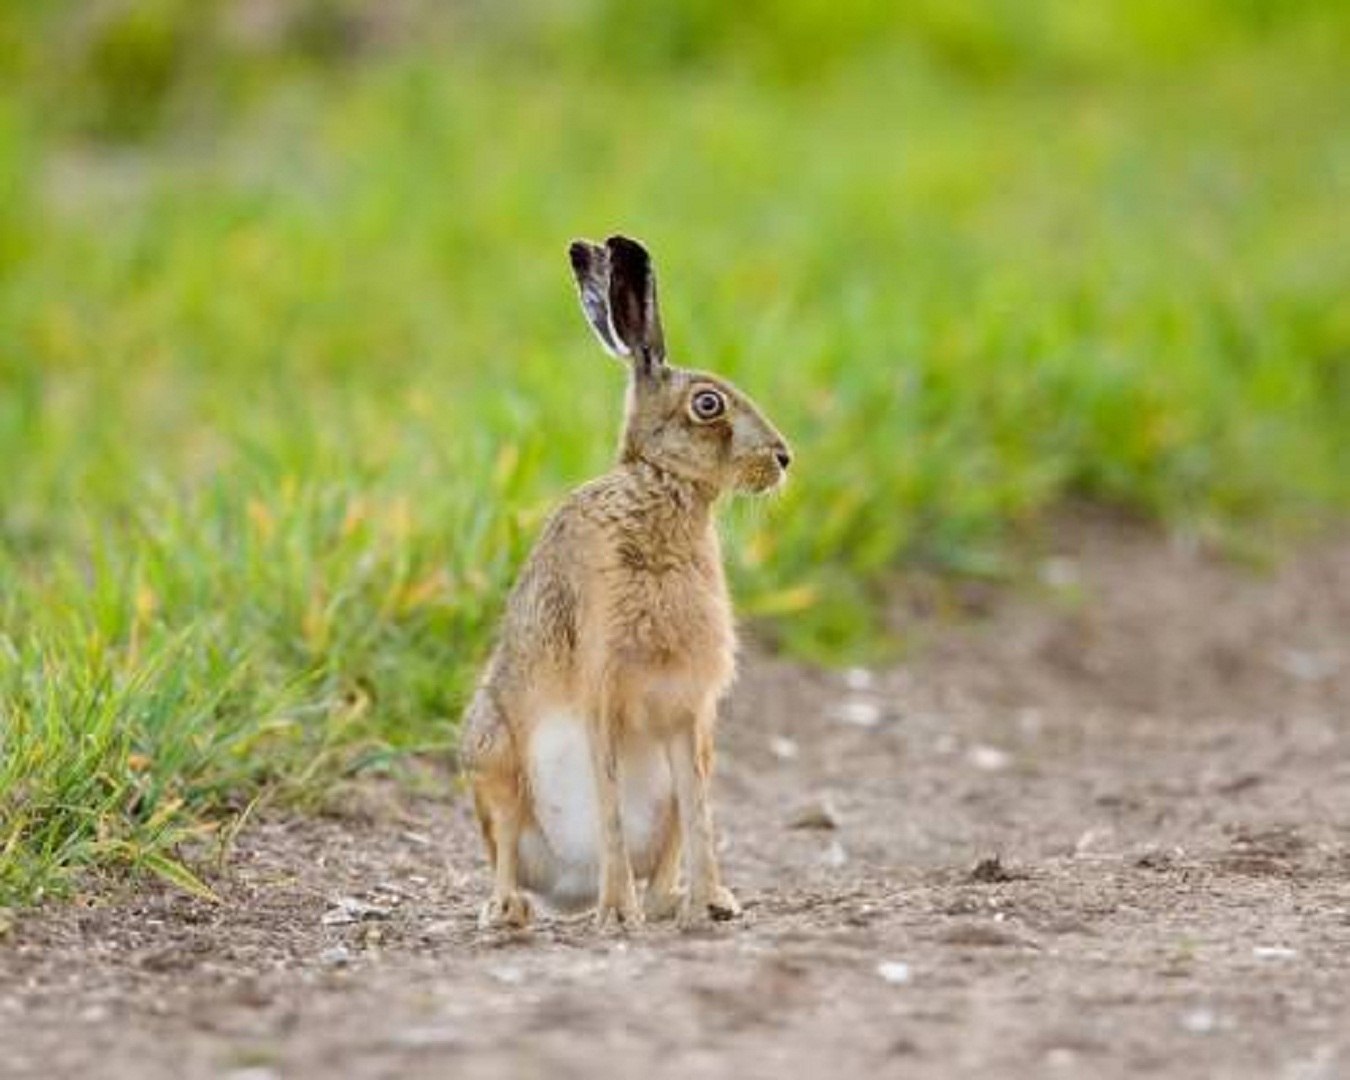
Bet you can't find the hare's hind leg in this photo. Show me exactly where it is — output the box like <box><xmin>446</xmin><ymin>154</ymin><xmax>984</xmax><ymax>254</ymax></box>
<box><xmin>670</xmin><ymin>715</ymin><xmax>740</xmax><ymax>926</ymax></box>
<box><xmin>473</xmin><ymin>769</ymin><xmax>532</xmax><ymax>929</ymax></box>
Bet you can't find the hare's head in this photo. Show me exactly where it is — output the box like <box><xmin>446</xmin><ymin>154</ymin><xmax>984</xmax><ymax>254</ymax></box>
<box><xmin>568</xmin><ymin>235</ymin><xmax>791</xmax><ymax>496</ymax></box>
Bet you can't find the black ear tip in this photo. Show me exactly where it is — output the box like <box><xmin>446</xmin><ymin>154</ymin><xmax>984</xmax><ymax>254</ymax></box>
<box><xmin>568</xmin><ymin>240</ymin><xmax>596</xmax><ymax>274</ymax></box>
<box><xmin>605</xmin><ymin>234</ymin><xmax>650</xmax><ymax>268</ymax></box>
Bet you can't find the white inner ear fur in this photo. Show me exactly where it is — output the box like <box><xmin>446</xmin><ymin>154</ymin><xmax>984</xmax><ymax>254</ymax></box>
<box><xmin>578</xmin><ymin>275</ymin><xmax>630</xmax><ymax>359</ymax></box>
<box><xmin>605</xmin><ymin>308</ymin><xmax>632</xmax><ymax>358</ymax></box>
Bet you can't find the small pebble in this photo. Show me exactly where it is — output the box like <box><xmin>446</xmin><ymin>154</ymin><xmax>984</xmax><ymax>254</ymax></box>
<box><xmin>787</xmin><ymin>794</ymin><xmax>839</xmax><ymax>831</ymax></box>
<box><xmin>389</xmin><ymin>1026</ymin><xmax>460</xmax><ymax>1050</ymax></box>
<box><xmin>1276</xmin><ymin>649</ymin><xmax>1337</xmax><ymax>683</ymax></box>
<box><xmin>844</xmin><ymin>667</ymin><xmax>876</xmax><ymax>691</ymax></box>
<box><xmin>1252</xmin><ymin>945</ymin><xmax>1298</xmax><ymax>960</ymax></box>
<box><xmin>1039</xmin><ymin>557</ymin><xmax>1081</xmax><ymax>589</ymax></box>
<box><xmin>321</xmin><ymin>897</ymin><xmax>392</xmax><ymax>926</ymax></box>
<box><xmin>320</xmin><ymin>945</ymin><xmax>352</xmax><ymax>967</ymax></box>
<box><xmin>821</xmin><ymin>840</ymin><xmax>849</xmax><ymax>868</ymax></box>
<box><xmin>1073</xmin><ymin>827</ymin><xmax>1113</xmax><ymax>855</ymax></box>
<box><xmin>968</xmin><ymin>744</ymin><xmax>1011</xmax><ymax>771</ymax></box>
<box><xmin>968</xmin><ymin>855</ymin><xmax>1016</xmax><ymax>883</ymax></box>
<box><xmin>833</xmin><ymin>699</ymin><xmax>882</xmax><ymax>728</ymax></box>
<box><xmin>876</xmin><ymin>961</ymin><xmax>911</xmax><ymax>985</ymax></box>
<box><xmin>769</xmin><ymin>736</ymin><xmax>800</xmax><ymax>761</ymax></box>
<box><xmin>489</xmin><ymin>964</ymin><xmax>525</xmax><ymax>986</ymax></box>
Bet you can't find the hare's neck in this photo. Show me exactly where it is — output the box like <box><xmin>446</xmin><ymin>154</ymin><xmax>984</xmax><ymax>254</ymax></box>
<box><xmin>620</xmin><ymin>460</ymin><xmax>719</xmax><ymax>548</ymax></box>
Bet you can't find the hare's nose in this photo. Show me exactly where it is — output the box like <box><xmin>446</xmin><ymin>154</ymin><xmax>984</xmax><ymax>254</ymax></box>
<box><xmin>774</xmin><ymin>447</ymin><xmax>792</xmax><ymax>470</ymax></box>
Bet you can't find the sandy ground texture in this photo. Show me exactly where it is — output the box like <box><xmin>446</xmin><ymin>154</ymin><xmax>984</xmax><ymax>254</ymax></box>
<box><xmin>3</xmin><ymin>515</ymin><xmax>1349</xmax><ymax>1080</ymax></box>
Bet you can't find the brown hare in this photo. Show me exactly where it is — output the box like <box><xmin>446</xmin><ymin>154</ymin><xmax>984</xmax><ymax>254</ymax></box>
<box><xmin>462</xmin><ymin>235</ymin><xmax>791</xmax><ymax>930</ymax></box>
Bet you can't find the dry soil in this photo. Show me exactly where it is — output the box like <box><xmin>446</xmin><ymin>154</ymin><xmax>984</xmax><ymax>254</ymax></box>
<box><xmin>3</xmin><ymin>515</ymin><xmax>1349</xmax><ymax>1079</ymax></box>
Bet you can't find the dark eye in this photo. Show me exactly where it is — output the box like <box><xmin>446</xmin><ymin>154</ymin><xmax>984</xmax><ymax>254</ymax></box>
<box><xmin>691</xmin><ymin>389</ymin><xmax>726</xmax><ymax>421</ymax></box>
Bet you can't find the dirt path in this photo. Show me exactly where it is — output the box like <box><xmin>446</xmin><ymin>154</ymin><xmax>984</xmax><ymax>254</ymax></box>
<box><xmin>4</xmin><ymin>516</ymin><xmax>1350</xmax><ymax>1079</ymax></box>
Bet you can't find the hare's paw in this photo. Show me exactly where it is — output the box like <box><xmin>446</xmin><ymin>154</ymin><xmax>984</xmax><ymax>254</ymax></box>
<box><xmin>644</xmin><ymin>885</ymin><xmax>684</xmax><ymax>922</ymax></box>
<box><xmin>707</xmin><ymin>885</ymin><xmax>742</xmax><ymax>921</ymax></box>
<box><xmin>479</xmin><ymin>891</ymin><xmax>532</xmax><ymax>930</ymax></box>
<box><xmin>680</xmin><ymin>885</ymin><xmax>741</xmax><ymax>928</ymax></box>
<box><xmin>595</xmin><ymin>881</ymin><xmax>644</xmax><ymax>932</ymax></box>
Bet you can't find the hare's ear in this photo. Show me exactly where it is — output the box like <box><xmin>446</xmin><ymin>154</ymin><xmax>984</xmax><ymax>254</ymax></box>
<box><xmin>605</xmin><ymin>235</ymin><xmax>666</xmax><ymax>376</ymax></box>
<box><xmin>568</xmin><ymin>239</ymin><xmax>627</xmax><ymax>358</ymax></box>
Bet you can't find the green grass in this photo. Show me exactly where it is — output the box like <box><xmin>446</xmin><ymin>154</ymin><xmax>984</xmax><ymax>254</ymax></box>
<box><xmin>2</xmin><ymin>2</ymin><xmax>1349</xmax><ymax>903</ymax></box>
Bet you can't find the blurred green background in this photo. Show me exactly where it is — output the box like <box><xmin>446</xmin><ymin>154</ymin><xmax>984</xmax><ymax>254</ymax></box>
<box><xmin>2</xmin><ymin>0</ymin><xmax>1348</xmax><ymax>902</ymax></box>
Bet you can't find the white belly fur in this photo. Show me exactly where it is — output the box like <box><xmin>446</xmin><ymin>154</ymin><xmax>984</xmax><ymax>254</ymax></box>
<box><xmin>520</xmin><ymin>709</ymin><xmax>673</xmax><ymax>911</ymax></box>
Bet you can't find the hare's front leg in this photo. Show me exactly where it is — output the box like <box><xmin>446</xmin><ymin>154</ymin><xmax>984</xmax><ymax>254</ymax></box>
<box><xmin>643</xmin><ymin>811</ymin><xmax>683</xmax><ymax>921</ymax></box>
<box><xmin>670</xmin><ymin>717</ymin><xmax>740</xmax><ymax>926</ymax></box>
<box><xmin>589</xmin><ymin>695</ymin><xmax>643</xmax><ymax>928</ymax></box>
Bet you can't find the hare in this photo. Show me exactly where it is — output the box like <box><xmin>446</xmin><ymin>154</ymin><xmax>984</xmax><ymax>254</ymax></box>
<box><xmin>461</xmin><ymin>235</ymin><xmax>791</xmax><ymax>930</ymax></box>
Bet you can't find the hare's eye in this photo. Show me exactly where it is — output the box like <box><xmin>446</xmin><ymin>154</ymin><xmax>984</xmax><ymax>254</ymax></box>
<box><xmin>691</xmin><ymin>389</ymin><xmax>726</xmax><ymax>421</ymax></box>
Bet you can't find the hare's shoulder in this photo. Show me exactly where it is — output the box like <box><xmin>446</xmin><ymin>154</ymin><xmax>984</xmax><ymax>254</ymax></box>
<box><xmin>507</xmin><ymin>472</ymin><xmax>646</xmax><ymax>580</ymax></box>
<box><xmin>518</xmin><ymin>473</ymin><xmax>627</xmax><ymax>553</ymax></box>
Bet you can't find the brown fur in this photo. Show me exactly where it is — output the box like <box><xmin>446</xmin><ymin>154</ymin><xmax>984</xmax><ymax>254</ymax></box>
<box><xmin>462</xmin><ymin>236</ymin><xmax>790</xmax><ymax>929</ymax></box>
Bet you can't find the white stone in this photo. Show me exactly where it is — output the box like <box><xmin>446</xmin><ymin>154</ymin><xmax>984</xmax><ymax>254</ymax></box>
<box><xmin>833</xmin><ymin>699</ymin><xmax>882</xmax><ymax>728</ymax></box>
<box><xmin>876</xmin><ymin>961</ymin><xmax>911</xmax><ymax>985</ymax></box>
<box><xmin>769</xmin><ymin>736</ymin><xmax>800</xmax><ymax>761</ymax></box>
<box><xmin>968</xmin><ymin>744</ymin><xmax>1011</xmax><ymax>771</ymax></box>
